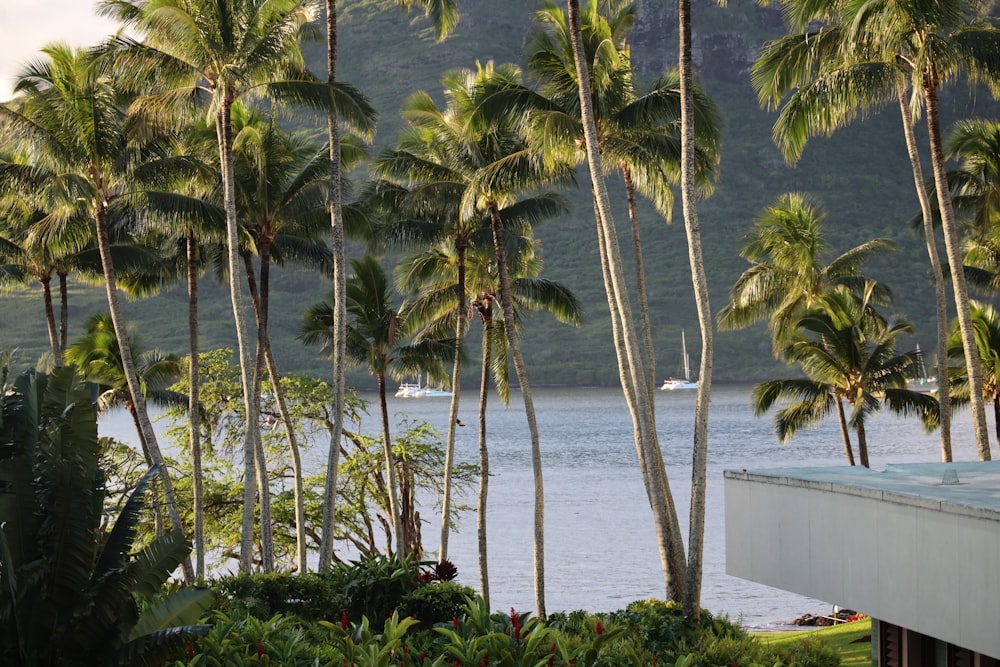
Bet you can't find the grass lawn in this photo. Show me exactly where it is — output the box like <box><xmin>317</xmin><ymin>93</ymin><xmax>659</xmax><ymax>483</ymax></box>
<box><xmin>755</xmin><ymin>618</ymin><xmax>873</xmax><ymax>667</ymax></box>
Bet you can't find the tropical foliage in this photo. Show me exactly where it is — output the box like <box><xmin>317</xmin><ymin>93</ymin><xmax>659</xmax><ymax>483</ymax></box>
<box><xmin>0</xmin><ymin>365</ymin><xmax>213</xmax><ymax>666</ymax></box>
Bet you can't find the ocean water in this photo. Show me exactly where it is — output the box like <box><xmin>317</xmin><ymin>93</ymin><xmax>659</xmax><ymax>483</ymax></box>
<box><xmin>100</xmin><ymin>384</ymin><xmax>974</xmax><ymax>629</ymax></box>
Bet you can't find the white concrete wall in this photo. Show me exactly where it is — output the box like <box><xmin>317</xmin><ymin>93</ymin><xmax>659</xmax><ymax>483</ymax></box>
<box><xmin>725</xmin><ymin>470</ymin><xmax>1000</xmax><ymax>659</ymax></box>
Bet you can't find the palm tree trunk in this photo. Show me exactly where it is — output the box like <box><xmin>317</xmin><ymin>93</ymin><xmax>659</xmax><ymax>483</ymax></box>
<box><xmin>58</xmin><ymin>271</ymin><xmax>68</xmax><ymax>355</ymax></box>
<box><xmin>679</xmin><ymin>0</ymin><xmax>713</xmax><ymax>618</ymax></box>
<box><xmin>621</xmin><ymin>165</ymin><xmax>656</xmax><ymax>394</ymax></box>
<box><xmin>856</xmin><ymin>421</ymin><xmax>870</xmax><ymax>469</ymax></box>
<box><xmin>565</xmin><ymin>0</ymin><xmax>686</xmax><ymax>600</ymax></box>
<box><xmin>187</xmin><ymin>231</ymin><xmax>205</xmax><ymax>579</ymax></box>
<box><xmin>93</xmin><ymin>199</ymin><xmax>193</xmax><ymax>582</ymax></box>
<box><xmin>922</xmin><ymin>67</ymin><xmax>991</xmax><ymax>461</ymax></box>
<box><xmin>994</xmin><ymin>395</ymin><xmax>1000</xmax><ymax>454</ymax></box>
<box><xmin>488</xmin><ymin>202</ymin><xmax>545</xmax><ymax>618</ymax></box>
<box><xmin>897</xmin><ymin>86</ymin><xmax>952</xmax><ymax>462</ymax></box>
<box><xmin>439</xmin><ymin>242</ymin><xmax>467</xmax><ymax>562</ymax></box>
<box><xmin>477</xmin><ymin>319</ymin><xmax>492</xmax><ymax>611</ymax></box>
<box><xmin>377</xmin><ymin>372</ymin><xmax>406</xmax><ymax>557</ymax></box>
<box><xmin>835</xmin><ymin>397</ymin><xmax>856</xmax><ymax>466</ymax></box>
<box><xmin>320</xmin><ymin>0</ymin><xmax>347</xmax><ymax>570</ymax></box>
<box><xmin>41</xmin><ymin>273</ymin><xmax>61</xmax><ymax>364</ymax></box>
<box><xmin>216</xmin><ymin>97</ymin><xmax>262</xmax><ymax>571</ymax></box>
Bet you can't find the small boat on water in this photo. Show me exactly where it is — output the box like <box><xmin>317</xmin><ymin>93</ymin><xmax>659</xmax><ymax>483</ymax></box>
<box><xmin>395</xmin><ymin>373</ymin><xmax>453</xmax><ymax>398</ymax></box>
<box><xmin>661</xmin><ymin>331</ymin><xmax>699</xmax><ymax>391</ymax></box>
<box><xmin>908</xmin><ymin>344</ymin><xmax>938</xmax><ymax>394</ymax></box>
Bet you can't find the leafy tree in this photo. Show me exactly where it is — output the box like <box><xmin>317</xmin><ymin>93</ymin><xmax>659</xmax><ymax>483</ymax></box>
<box><xmin>0</xmin><ymin>43</ymin><xmax>191</xmax><ymax>575</ymax></box>
<box><xmin>753</xmin><ymin>286</ymin><xmax>938</xmax><ymax>467</ymax></box>
<box><xmin>0</xmin><ymin>364</ymin><xmax>213</xmax><ymax>666</ymax></box>
<box><xmin>302</xmin><ymin>255</ymin><xmax>455</xmax><ymax>558</ymax></box>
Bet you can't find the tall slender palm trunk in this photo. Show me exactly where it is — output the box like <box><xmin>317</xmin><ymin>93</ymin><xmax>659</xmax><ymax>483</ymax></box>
<box><xmin>897</xmin><ymin>87</ymin><xmax>952</xmax><ymax>462</ymax></box>
<box><xmin>58</xmin><ymin>271</ymin><xmax>68</xmax><ymax>355</ymax></box>
<box><xmin>187</xmin><ymin>231</ymin><xmax>205</xmax><ymax>578</ymax></box>
<box><xmin>622</xmin><ymin>166</ymin><xmax>657</xmax><ymax>395</ymax></box>
<box><xmin>216</xmin><ymin>97</ymin><xmax>265</xmax><ymax>571</ymax></box>
<box><xmin>439</xmin><ymin>243</ymin><xmax>467</xmax><ymax>561</ymax></box>
<box><xmin>565</xmin><ymin>0</ymin><xmax>687</xmax><ymax>600</ymax></box>
<box><xmin>488</xmin><ymin>203</ymin><xmax>545</xmax><ymax>618</ymax></box>
<box><xmin>94</xmin><ymin>201</ymin><xmax>193</xmax><ymax>581</ymax></box>
<box><xmin>679</xmin><ymin>0</ymin><xmax>713</xmax><ymax>618</ymax></box>
<box><xmin>320</xmin><ymin>0</ymin><xmax>347</xmax><ymax>570</ymax></box>
<box><xmin>476</xmin><ymin>316</ymin><xmax>492</xmax><ymax>611</ymax></box>
<box><xmin>923</xmin><ymin>69</ymin><xmax>991</xmax><ymax>461</ymax></box>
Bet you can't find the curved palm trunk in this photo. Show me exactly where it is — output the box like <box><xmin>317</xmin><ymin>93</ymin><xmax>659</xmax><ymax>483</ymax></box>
<box><xmin>127</xmin><ymin>405</ymin><xmax>164</xmax><ymax>536</ymax></box>
<box><xmin>621</xmin><ymin>166</ymin><xmax>656</xmax><ymax>394</ymax></box>
<box><xmin>94</xmin><ymin>200</ymin><xmax>193</xmax><ymax>582</ymax></box>
<box><xmin>488</xmin><ymin>202</ymin><xmax>545</xmax><ymax>618</ymax></box>
<box><xmin>377</xmin><ymin>372</ymin><xmax>406</xmax><ymax>557</ymax></box>
<box><xmin>320</xmin><ymin>0</ymin><xmax>347</xmax><ymax>570</ymax></box>
<box><xmin>565</xmin><ymin>0</ymin><xmax>686</xmax><ymax>600</ymax></box>
<box><xmin>477</xmin><ymin>319</ymin><xmax>492</xmax><ymax>611</ymax></box>
<box><xmin>41</xmin><ymin>273</ymin><xmax>61</xmax><ymax>364</ymax></box>
<box><xmin>679</xmin><ymin>0</ymin><xmax>713</xmax><ymax>618</ymax></box>
<box><xmin>835</xmin><ymin>397</ymin><xmax>856</xmax><ymax>466</ymax></box>
<box><xmin>439</xmin><ymin>243</ymin><xmax>467</xmax><ymax>561</ymax></box>
<box><xmin>216</xmin><ymin>97</ymin><xmax>263</xmax><ymax>571</ymax></box>
<box><xmin>897</xmin><ymin>86</ymin><xmax>952</xmax><ymax>462</ymax></box>
<box><xmin>187</xmin><ymin>231</ymin><xmax>205</xmax><ymax>578</ymax></box>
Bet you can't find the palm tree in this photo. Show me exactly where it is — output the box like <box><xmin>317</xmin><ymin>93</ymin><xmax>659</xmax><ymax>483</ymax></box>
<box><xmin>374</xmin><ymin>61</ymin><xmax>571</xmax><ymax>616</ymax></box>
<box><xmin>947</xmin><ymin>302</ymin><xmax>1000</xmax><ymax>457</ymax></box>
<box><xmin>319</xmin><ymin>0</ymin><xmax>458</xmax><ymax>571</ymax></box>
<box><xmin>0</xmin><ymin>43</ymin><xmax>192</xmax><ymax>577</ymax></box>
<box><xmin>397</xmin><ymin>227</ymin><xmax>582</xmax><ymax>606</ymax></box>
<box><xmin>100</xmin><ymin>0</ymin><xmax>376</xmax><ymax>570</ymax></box>
<box><xmin>719</xmin><ymin>192</ymin><xmax>895</xmax><ymax>352</ymax></box>
<box><xmin>563</xmin><ymin>0</ymin><xmax>686</xmax><ymax>602</ymax></box>
<box><xmin>524</xmin><ymin>0</ymin><xmax>721</xmax><ymax>398</ymax></box>
<box><xmin>751</xmin><ymin>0</ymin><xmax>1000</xmax><ymax>461</ymax></box>
<box><xmin>301</xmin><ymin>255</ymin><xmax>455</xmax><ymax>557</ymax></box>
<box><xmin>754</xmin><ymin>286</ymin><xmax>939</xmax><ymax>467</ymax></box>
<box><xmin>229</xmin><ymin>103</ymin><xmax>335</xmax><ymax>572</ymax></box>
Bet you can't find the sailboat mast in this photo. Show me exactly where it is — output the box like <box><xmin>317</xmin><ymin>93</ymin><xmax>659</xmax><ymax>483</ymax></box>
<box><xmin>682</xmin><ymin>330</ymin><xmax>690</xmax><ymax>380</ymax></box>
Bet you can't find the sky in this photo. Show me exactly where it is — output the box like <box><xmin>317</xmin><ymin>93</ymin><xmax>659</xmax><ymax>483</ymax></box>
<box><xmin>0</xmin><ymin>1</ymin><xmax>118</xmax><ymax>100</ymax></box>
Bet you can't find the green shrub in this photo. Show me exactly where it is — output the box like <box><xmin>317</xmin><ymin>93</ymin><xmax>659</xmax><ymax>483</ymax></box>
<box><xmin>399</xmin><ymin>582</ymin><xmax>476</xmax><ymax>628</ymax></box>
<box><xmin>215</xmin><ymin>571</ymin><xmax>347</xmax><ymax>622</ymax></box>
<box><xmin>773</xmin><ymin>634</ymin><xmax>841</xmax><ymax>667</ymax></box>
<box><xmin>327</xmin><ymin>552</ymin><xmax>424</xmax><ymax>624</ymax></box>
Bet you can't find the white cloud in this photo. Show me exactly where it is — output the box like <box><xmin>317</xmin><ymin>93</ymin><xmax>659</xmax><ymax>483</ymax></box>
<box><xmin>0</xmin><ymin>2</ymin><xmax>118</xmax><ymax>100</ymax></box>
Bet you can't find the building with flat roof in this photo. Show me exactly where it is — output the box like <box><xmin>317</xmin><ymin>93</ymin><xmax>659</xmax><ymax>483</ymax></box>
<box><xmin>724</xmin><ymin>462</ymin><xmax>1000</xmax><ymax>667</ymax></box>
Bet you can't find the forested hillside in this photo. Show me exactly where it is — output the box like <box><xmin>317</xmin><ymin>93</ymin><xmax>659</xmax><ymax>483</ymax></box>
<box><xmin>4</xmin><ymin>0</ymin><xmax>996</xmax><ymax>387</ymax></box>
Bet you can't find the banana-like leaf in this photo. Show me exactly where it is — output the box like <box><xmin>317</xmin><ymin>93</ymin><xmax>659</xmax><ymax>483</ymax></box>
<box><xmin>93</xmin><ymin>465</ymin><xmax>159</xmax><ymax>580</ymax></box>
<box><xmin>130</xmin><ymin>529</ymin><xmax>189</xmax><ymax>598</ymax></box>
<box><xmin>128</xmin><ymin>586</ymin><xmax>214</xmax><ymax>640</ymax></box>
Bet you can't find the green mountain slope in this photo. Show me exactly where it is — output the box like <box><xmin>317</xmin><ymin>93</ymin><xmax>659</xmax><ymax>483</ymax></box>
<box><xmin>3</xmin><ymin>0</ymin><xmax>995</xmax><ymax>388</ymax></box>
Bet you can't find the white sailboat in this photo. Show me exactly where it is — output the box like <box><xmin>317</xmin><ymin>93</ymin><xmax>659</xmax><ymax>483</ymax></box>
<box><xmin>395</xmin><ymin>372</ymin><xmax>422</xmax><ymax>397</ymax></box>
<box><xmin>908</xmin><ymin>344</ymin><xmax>938</xmax><ymax>394</ymax></box>
<box><xmin>661</xmin><ymin>331</ymin><xmax>699</xmax><ymax>391</ymax></box>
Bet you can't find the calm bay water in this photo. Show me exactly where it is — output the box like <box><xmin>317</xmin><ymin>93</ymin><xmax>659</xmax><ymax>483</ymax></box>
<box><xmin>100</xmin><ymin>384</ymin><xmax>974</xmax><ymax>630</ymax></box>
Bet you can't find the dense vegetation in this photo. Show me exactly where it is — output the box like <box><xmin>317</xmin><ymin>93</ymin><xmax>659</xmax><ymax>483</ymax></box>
<box><xmin>4</xmin><ymin>0</ymin><xmax>995</xmax><ymax>386</ymax></box>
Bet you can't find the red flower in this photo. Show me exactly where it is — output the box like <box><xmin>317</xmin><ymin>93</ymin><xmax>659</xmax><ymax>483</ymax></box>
<box><xmin>187</xmin><ymin>640</ymin><xmax>194</xmax><ymax>659</ymax></box>
<box><xmin>596</xmin><ymin>620</ymin><xmax>604</xmax><ymax>635</ymax></box>
<box><xmin>453</xmin><ymin>616</ymin><xmax>460</xmax><ymax>630</ymax></box>
<box><xmin>256</xmin><ymin>637</ymin><xmax>264</xmax><ymax>658</ymax></box>
<box><xmin>341</xmin><ymin>611</ymin><xmax>349</xmax><ymax>630</ymax></box>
